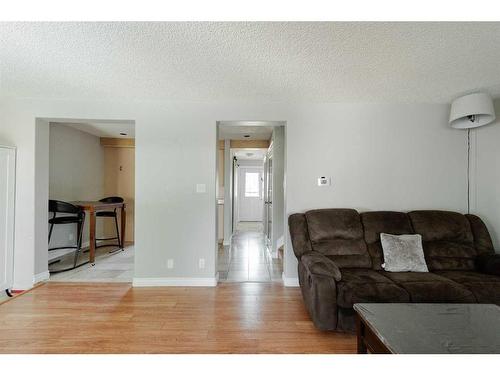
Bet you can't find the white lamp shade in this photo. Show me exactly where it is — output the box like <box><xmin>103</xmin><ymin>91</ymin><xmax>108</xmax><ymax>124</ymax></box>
<box><xmin>449</xmin><ymin>92</ymin><xmax>496</xmax><ymax>129</ymax></box>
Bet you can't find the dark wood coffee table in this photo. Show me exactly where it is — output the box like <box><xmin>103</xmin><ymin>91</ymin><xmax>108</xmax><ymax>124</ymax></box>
<box><xmin>354</xmin><ymin>303</ymin><xmax>500</xmax><ymax>354</ymax></box>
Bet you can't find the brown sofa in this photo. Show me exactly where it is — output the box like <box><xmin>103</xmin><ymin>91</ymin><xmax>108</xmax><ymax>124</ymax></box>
<box><xmin>289</xmin><ymin>209</ymin><xmax>500</xmax><ymax>332</ymax></box>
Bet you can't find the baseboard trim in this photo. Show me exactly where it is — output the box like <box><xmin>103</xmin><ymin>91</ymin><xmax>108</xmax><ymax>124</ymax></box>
<box><xmin>282</xmin><ymin>273</ymin><xmax>300</xmax><ymax>287</ymax></box>
<box><xmin>33</xmin><ymin>271</ymin><xmax>50</xmax><ymax>284</ymax></box>
<box><xmin>132</xmin><ymin>277</ymin><xmax>218</xmax><ymax>287</ymax></box>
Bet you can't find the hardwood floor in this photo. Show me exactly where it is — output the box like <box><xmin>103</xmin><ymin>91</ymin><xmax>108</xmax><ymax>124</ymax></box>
<box><xmin>0</xmin><ymin>282</ymin><xmax>356</xmax><ymax>354</ymax></box>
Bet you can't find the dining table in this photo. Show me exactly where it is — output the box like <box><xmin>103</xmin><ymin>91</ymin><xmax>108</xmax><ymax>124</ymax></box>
<box><xmin>70</xmin><ymin>201</ymin><xmax>126</xmax><ymax>265</ymax></box>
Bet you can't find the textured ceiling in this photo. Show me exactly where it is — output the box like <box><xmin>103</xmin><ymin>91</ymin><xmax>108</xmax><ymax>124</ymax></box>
<box><xmin>2</xmin><ymin>22</ymin><xmax>500</xmax><ymax>102</ymax></box>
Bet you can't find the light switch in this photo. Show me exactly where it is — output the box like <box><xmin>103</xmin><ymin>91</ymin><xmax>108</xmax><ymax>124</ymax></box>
<box><xmin>196</xmin><ymin>184</ymin><xmax>206</xmax><ymax>193</ymax></box>
<box><xmin>317</xmin><ymin>177</ymin><xmax>331</xmax><ymax>186</ymax></box>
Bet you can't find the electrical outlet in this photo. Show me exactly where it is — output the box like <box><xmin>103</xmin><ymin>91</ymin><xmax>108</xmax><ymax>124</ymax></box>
<box><xmin>167</xmin><ymin>259</ymin><xmax>174</xmax><ymax>269</ymax></box>
<box><xmin>199</xmin><ymin>258</ymin><xmax>205</xmax><ymax>269</ymax></box>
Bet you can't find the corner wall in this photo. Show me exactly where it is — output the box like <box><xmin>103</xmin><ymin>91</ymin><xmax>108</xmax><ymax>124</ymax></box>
<box><xmin>474</xmin><ymin>100</ymin><xmax>500</xmax><ymax>251</ymax></box>
<box><xmin>271</xmin><ymin>126</ymin><xmax>285</xmax><ymax>253</ymax></box>
<box><xmin>48</xmin><ymin>123</ymin><xmax>105</xmax><ymax>250</ymax></box>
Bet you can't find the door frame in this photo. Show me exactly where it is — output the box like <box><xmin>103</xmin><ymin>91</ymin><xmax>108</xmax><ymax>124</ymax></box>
<box><xmin>236</xmin><ymin>164</ymin><xmax>264</xmax><ymax>223</ymax></box>
<box><xmin>0</xmin><ymin>145</ymin><xmax>16</xmax><ymax>293</ymax></box>
<box><xmin>263</xmin><ymin>147</ymin><xmax>273</xmax><ymax>246</ymax></box>
<box><xmin>34</xmin><ymin>117</ymin><xmax>136</xmax><ymax>286</ymax></box>
<box><xmin>215</xmin><ymin>120</ymin><xmax>287</xmax><ymax>285</ymax></box>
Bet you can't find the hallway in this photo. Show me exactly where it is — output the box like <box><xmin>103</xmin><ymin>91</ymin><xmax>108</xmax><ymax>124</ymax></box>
<box><xmin>218</xmin><ymin>222</ymin><xmax>283</xmax><ymax>282</ymax></box>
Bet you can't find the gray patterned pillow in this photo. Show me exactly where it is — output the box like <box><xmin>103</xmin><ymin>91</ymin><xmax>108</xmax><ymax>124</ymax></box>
<box><xmin>380</xmin><ymin>233</ymin><xmax>429</xmax><ymax>272</ymax></box>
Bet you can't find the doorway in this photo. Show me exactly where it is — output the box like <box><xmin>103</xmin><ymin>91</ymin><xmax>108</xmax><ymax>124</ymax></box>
<box><xmin>237</xmin><ymin>165</ymin><xmax>264</xmax><ymax>222</ymax></box>
<box><xmin>216</xmin><ymin>121</ymin><xmax>285</xmax><ymax>283</ymax></box>
<box><xmin>45</xmin><ymin>120</ymin><xmax>136</xmax><ymax>283</ymax></box>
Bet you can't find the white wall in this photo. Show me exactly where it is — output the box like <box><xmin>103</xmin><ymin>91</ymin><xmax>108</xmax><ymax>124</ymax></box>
<box><xmin>271</xmin><ymin>126</ymin><xmax>285</xmax><ymax>253</ymax></box>
<box><xmin>48</xmin><ymin>123</ymin><xmax>104</xmax><ymax>251</ymax></box>
<box><xmin>474</xmin><ymin>100</ymin><xmax>500</xmax><ymax>252</ymax></box>
<box><xmin>34</xmin><ymin>120</ymin><xmax>49</xmax><ymax>278</ymax></box>
<box><xmin>0</xmin><ymin>97</ymin><xmax>468</xmax><ymax>288</ymax></box>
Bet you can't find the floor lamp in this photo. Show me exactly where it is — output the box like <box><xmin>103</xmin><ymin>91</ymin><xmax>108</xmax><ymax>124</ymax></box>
<box><xmin>449</xmin><ymin>92</ymin><xmax>496</xmax><ymax>214</ymax></box>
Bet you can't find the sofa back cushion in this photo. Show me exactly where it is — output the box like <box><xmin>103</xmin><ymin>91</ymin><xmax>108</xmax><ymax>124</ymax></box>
<box><xmin>361</xmin><ymin>211</ymin><xmax>414</xmax><ymax>270</ymax></box>
<box><xmin>408</xmin><ymin>210</ymin><xmax>476</xmax><ymax>271</ymax></box>
<box><xmin>288</xmin><ymin>213</ymin><xmax>313</xmax><ymax>259</ymax></box>
<box><xmin>305</xmin><ymin>209</ymin><xmax>371</xmax><ymax>268</ymax></box>
<box><xmin>465</xmin><ymin>214</ymin><xmax>495</xmax><ymax>256</ymax></box>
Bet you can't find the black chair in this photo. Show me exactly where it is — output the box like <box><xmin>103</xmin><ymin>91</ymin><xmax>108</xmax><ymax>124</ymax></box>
<box><xmin>95</xmin><ymin>196</ymin><xmax>124</xmax><ymax>252</ymax></box>
<box><xmin>48</xmin><ymin>200</ymin><xmax>86</xmax><ymax>272</ymax></box>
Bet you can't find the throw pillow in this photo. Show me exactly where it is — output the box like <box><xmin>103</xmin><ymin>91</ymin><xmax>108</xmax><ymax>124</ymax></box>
<box><xmin>380</xmin><ymin>233</ymin><xmax>428</xmax><ymax>272</ymax></box>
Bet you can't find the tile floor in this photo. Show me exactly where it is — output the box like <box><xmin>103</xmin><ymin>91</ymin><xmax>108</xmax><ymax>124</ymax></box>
<box><xmin>49</xmin><ymin>243</ymin><xmax>134</xmax><ymax>282</ymax></box>
<box><xmin>218</xmin><ymin>222</ymin><xmax>283</xmax><ymax>282</ymax></box>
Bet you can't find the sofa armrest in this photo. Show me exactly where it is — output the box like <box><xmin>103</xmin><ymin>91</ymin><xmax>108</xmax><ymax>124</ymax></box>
<box><xmin>476</xmin><ymin>253</ymin><xmax>500</xmax><ymax>276</ymax></box>
<box><xmin>300</xmin><ymin>252</ymin><xmax>342</xmax><ymax>281</ymax></box>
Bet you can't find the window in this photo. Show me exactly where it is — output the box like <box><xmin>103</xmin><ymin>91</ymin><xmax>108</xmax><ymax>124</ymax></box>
<box><xmin>244</xmin><ymin>172</ymin><xmax>260</xmax><ymax>197</ymax></box>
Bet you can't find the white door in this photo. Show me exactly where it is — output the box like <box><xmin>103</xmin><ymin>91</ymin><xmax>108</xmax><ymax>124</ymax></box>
<box><xmin>263</xmin><ymin>153</ymin><xmax>273</xmax><ymax>243</ymax></box>
<box><xmin>0</xmin><ymin>146</ymin><xmax>15</xmax><ymax>292</ymax></box>
<box><xmin>238</xmin><ymin>166</ymin><xmax>263</xmax><ymax>222</ymax></box>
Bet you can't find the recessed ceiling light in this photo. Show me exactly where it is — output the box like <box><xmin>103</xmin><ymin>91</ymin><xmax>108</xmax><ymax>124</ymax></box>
<box><xmin>244</xmin><ymin>135</ymin><xmax>250</xmax><ymax>138</ymax></box>
<box><xmin>120</xmin><ymin>132</ymin><xmax>127</xmax><ymax>136</ymax></box>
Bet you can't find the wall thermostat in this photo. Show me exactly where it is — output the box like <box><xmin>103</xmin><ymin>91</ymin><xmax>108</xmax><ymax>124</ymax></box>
<box><xmin>317</xmin><ymin>177</ymin><xmax>331</xmax><ymax>186</ymax></box>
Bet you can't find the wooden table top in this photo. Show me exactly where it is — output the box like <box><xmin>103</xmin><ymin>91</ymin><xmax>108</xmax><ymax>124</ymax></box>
<box><xmin>70</xmin><ymin>201</ymin><xmax>125</xmax><ymax>211</ymax></box>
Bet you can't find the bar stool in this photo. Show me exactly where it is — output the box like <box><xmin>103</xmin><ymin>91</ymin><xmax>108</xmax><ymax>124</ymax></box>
<box><xmin>48</xmin><ymin>200</ymin><xmax>86</xmax><ymax>272</ymax></box>
<box><xmin>95</xmin><ymin>196</ymin><xmax>124</xmax><ymax>252</ymax></box>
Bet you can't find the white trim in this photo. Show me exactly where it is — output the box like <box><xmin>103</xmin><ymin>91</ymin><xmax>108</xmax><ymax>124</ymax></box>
<box><xmin>276</xmin><ymin>235</ymin><xmax>284</xmax><ymax>250</ymax></box>
<box><xmin>132</xmin><ymin>277</ymin><xmax>218</xmax><ymax>287</ymax></box>
<box><xmin>33</xmin><ymin>271</ymin><xmax>50</xmax><ymax>284</ymax></box>
<box><xmin>0</xmin><ymin>146</ymin><xmax>16</xmax><ymax>292</ymax></box>
<box><xmin>282</xmin><ymin>273</ymin><xmax>299</xmax><ymax>287</ymax></box>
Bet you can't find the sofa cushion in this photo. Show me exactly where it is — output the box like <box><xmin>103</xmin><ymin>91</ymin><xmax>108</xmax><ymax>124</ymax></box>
<box><xmin>409</xmin><ymin>211</ymin><xmax>476</xmax><ymax>271</ymax></box>
<box><xmin>381</xmin><ymin>271</ymin><xmax>476</xmax><ymax>303</ymax></box>
<box><xmin>361</xmin><ymin>211</ymin><xmax>414</xmax><ymax>270</ymax></box>
<box><xmin>436</xmin><ymin>270</ymin><xmax>500</xmax><ymax>304</ymax></box>
<box><xmin>288</xmin><ymin>213</ymin><xmax>313</xmax><ymax>258</ymax></box>
<box><xmin>466</xmin><ymin>214</ymin><xmax>495</xmax><ymax>256</ymax></box>
<box><xmin>305</xmin><ymin>209</ymin><xmax>371</xmax><ymax>268</ymax></box>
<box><xmin>336</xmin><ymin>269</ymin><xmax>409</xmax><ymax>308</ymax></box>
<box><xmin>421</xmin><ymin>241</ymin><xmax>477</xmax><ymax>270</ymax></box>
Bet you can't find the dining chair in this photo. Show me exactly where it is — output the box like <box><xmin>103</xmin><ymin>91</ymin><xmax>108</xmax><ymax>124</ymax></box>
<box><xmin>48</xmin><ymin>200</ymin><xmax>86</xmax><ymax>272</ymax></box>
<box><xmin>95</xmin><ymin>196</ymin><xmax>124</xmax><ymax>252</ymax></box>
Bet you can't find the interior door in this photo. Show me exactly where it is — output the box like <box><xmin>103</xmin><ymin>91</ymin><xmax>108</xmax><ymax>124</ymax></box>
<box><xmin>0</xmin><ymin>146</ymin><xmax>15</xmax><ymax>292</ymax></box>
<box><xmin>237</xmin><ymin>167</ymin><xmax>263</xmax><ymax>222</ymax></box>
<box><xmin>265</xmin><ymin>156</ymin><xmax>273</xmax><ymax>243</ymax></box>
